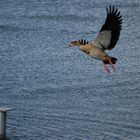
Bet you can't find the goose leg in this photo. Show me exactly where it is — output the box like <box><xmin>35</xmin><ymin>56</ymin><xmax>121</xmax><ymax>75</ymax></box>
<box><xmin>104</xmin><ymin>64</ymin><xmax>110</xmax><ymax>74</ymax></box>
<box><xmin>108</xmin><ymin>59</ymin><xmax>116</xmax><ymax>71</ymax></box>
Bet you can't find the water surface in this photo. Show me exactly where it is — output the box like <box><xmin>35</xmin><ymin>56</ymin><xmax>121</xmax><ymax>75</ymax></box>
<box><xmin>0</xmin><ymin>0</ymin><xmax>140</xmax><ymax>140</ymax></box>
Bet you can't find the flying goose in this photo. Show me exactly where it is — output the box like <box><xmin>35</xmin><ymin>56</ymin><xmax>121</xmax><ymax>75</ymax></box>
<box><xmin>69</xmin><ymin>6</ymin><xmax>122</xmax><ymax>74</ymax></box>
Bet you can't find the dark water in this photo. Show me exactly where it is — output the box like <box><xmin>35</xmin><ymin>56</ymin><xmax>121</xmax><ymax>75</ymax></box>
<box><xmin>0</xmin><ymin>0</ymin><xmax>140</xmax><ymax>140</ymax></box>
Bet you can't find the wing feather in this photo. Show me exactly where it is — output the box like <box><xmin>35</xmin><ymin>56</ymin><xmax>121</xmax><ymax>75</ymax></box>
<box><xmin>92</xmin><ymin>6</ymin><xmax>123</xmax><ymax>50</ymax></box>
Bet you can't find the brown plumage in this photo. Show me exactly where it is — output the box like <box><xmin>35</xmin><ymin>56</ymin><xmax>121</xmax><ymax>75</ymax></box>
<box><xmin>68</xmin><ymin>6</ymin><xmax>122</xmax><ymax>74</ymax></box>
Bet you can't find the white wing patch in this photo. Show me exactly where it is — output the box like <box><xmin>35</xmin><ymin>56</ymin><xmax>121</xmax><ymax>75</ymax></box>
<box><xmin>92</xmin><ymin>31</ymin><xmax>111</xmax><ymax>50</ymax></box>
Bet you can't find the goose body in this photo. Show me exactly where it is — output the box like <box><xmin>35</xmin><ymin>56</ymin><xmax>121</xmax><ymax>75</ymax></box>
<box><xmin>69</xmin><ymin>6</ymin><xmax>123</xmax><ymax>74</ymax></box>
<box><xmin>79</xmin><ymin>43</ymin><xmax>107</xmax><ymax>60</ymax></box>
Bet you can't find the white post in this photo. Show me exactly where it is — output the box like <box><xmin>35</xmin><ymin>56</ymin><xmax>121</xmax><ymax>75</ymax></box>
<box><xmin>0</xmin><ymin>108</ymin><xmax>12</xmax><ymax>140</ymax></box>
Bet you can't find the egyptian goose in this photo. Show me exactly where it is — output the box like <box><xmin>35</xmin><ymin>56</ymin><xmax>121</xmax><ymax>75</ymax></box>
<box><xmin>69</xmin><ymin>6</ymin><xmax>122</xmax><ymax>74</ymax></box>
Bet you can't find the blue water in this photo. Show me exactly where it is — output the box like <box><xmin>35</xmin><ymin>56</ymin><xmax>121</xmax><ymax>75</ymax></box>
<box><xmin>0</xmin><ymin>0</ymin><xmax>140</xmax><ymax>140</ymax></box>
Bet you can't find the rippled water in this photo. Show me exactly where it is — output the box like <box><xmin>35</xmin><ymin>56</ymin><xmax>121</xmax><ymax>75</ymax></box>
<box><xmin>0</xmin><ymin>0</ymin><xmax>140</xmax><ymax>140</ymax></box>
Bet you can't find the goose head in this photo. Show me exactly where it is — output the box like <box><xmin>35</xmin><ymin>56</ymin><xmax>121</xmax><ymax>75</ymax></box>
<box><xmin>68</xmin><ymin>39</ymin><xmax>88</xmax><ymax>47</ymax></box>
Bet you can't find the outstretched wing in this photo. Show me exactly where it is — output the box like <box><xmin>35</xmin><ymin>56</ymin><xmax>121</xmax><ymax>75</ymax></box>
<box><xmin>92</xmin><ymin>6</ymin><xmax>122</xmax><ymax>50</ymax></box>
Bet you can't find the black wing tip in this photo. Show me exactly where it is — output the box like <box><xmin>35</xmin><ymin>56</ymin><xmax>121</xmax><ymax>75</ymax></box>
<box><xmin>106</xmin><ymin>5</ymin><xmax>119</xmax><ymax>14</ymax></box>
<box><xmin>106</xmin><ymin>5</ymin><xmax>123</xmax><ymax>22</ymax></box>
<box><xmin>79</xmin><ymin>39</ymin><xmax>89</xmax><ymax>45</ymax></box>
